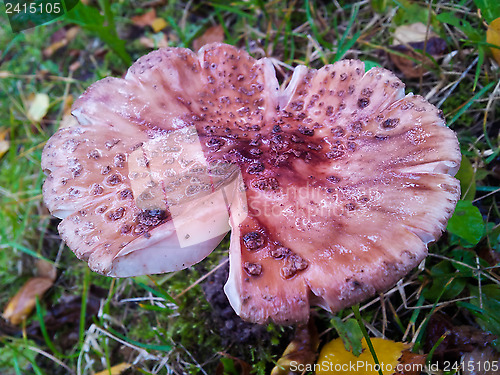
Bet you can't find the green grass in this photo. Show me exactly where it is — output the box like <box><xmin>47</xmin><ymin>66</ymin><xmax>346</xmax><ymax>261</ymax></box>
<box><xmin>1</xmin><ymin>0</ymin><xmax>500</xmax><ymax>373</ymax></box>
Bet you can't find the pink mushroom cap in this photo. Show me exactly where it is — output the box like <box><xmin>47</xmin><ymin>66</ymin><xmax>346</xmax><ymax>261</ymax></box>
<box><xmin>42</xmin><ymin>43</ymin><xmax>461</xmax><ymax>324</ymax></box>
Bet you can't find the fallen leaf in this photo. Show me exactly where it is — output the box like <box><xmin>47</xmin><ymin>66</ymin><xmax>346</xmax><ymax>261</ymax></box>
<box><xmin>461</xmin><ymin>347</ymin><xmax>500</xmax><ymax>375</ymax></box>
<box><xmin>394</xmin><ymin>350</ymin><xmax>427</xmax><ymax>375</ymax></box>
<box><xmin>131</xmin><ymin>9</ymin><xmax>157</xmax><ymax>27</ymax></box>
<box><xmin>2</xmin><ymin>277</ymin><xmax>54</xmax><ymax>325</ymax></box>
<box><xmin>317</xmin><ymin>337</ymin><xmax>413</xmax><ymax>375</ymax></box>
<box><xmin>486</xmin><ymin>17</ymin><xmax>500</xmax><ymax>65</ymax></box>
<box><xmin>151</xmin><ymin>18</ymin><xmax>168</xmax><ymax>33</ymax></box>
<box><xmin>95</xmin><ymin>363</ymin><xmax>132</xmax><ymax>375</ymax></box>
<box><xmin>393</xmin><ymin>22</ymin><xmax>434</xmax><ymax>45</ymax></box>
<box><xmin>27</xmin><ymin>93</ymin><xmax>50</xmax><ymax>123</ymax></box>
<box><xmin>390</xmin><ymin>22</ymin><xmax>447</xmax><ymax>78</ymax></box>
<box><xmin>423</xmin><ymin>312</ymin><xmax>496</xmax><ymax>366</ymax></box>
<box><xmin>43</xmin><ymin>27</ymin><xmax>79</xmax><ymax>57</ymax></box>
<box><xmin>36</xmin><ymin>259</ymin><xmax>57</xmax><ymax>282</ymax></box>
<box><xmin>193</xmin><ymin>25</ymin><xmax>225</xmax><ymax>51</ymax></box>
<box><xmin>389</xmin><ymin>38</ymin><xmax>447</xmax><ymax>78</ymax></box>
<box><xmin>0</xmin><ymin>128</ymin><xmax>9</xmax><ymax>159</ymax></box>
<box><xmin>271</xmin><ymin>318</ymin><xmax>319</xmax><ymax>374</ymax></box>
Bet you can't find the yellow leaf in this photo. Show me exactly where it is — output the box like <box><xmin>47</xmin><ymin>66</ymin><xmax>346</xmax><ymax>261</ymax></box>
<box><xmin>94</xmin><ymin>363</ymin><xmax>132</xmax><ymax>375</ymax></box>
<box><xmin>151</xmin><ymin>18</ymin><xmax>168</xmax><ymax>33</ymax></box>
<box><xmin>486</xmin><ymin>17</ymin><xmax>500</xmax><ymax>65</ymax></box>
<box><xmin>27</xmin><ymin>93</ymin><xmax>50</xmax><ymax>123</ymax></box>
<box><xmin>0</xmin><ymin>128</ymin><xmax>9</xmax><ymax>159</ymax></box>
<box><xmin>2</xmin><ymin>277</ymin><xmax>54</xmax><ymax>325</ymax></box>
<box><xmin>317</xmin><ymin>337</ymin><xmax>411</xmax><ymax>375</ymax></box>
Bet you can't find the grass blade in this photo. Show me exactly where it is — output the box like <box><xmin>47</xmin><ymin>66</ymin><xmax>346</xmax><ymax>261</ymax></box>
<box><xmin>447</xmin><ymin>81</ymin><xmax>495</xmax><ymax>127</ymax></box>
<box><xmin>335</xmin><ymin>3</ymin><xmax>360</xmax><ymax>61</ymax></box>
<box><xmin>352</xmin><ymin>304</ymin><xmax>384</xmax><ymax>375</ymax></box>
<box><xmin>106</xmin><ymin>327</ymin><xmax>172</xmax><ymax>352</ymax></box>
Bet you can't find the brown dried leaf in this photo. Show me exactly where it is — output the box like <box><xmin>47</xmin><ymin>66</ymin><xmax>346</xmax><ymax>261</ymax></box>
<box><xmin>131</xmin><ymin>9</ymin><xmax>157</xmax><ymax>27</ymax></box>
<box><xmin>423</xmin><ymin>313</ymin><xmax>496</xmax><ymax>365</ymax></box>
<box><xmin>131</xmin><ymin>10</ymin><xmax>168</xmax><ymax>33</ymax></box>
<box><xmin>389</xmin><ymin>23</ymin><xmax>447</xmax><ymax>78</ymax></box>
<box><xmin>389</xmin><ymin>37</ymin><xmax>447</xmax><ymax>78</ymax></box>
<box><xmin>2</xmin><ymin>277</ymin><xmax>53</xmax><ymax>325</ymax></box>
<box><xmin>43</xmin><ymin>26</ymin><xmax>79</xmax><ymax>57</ymax></box>
<box><xmin>193</xmin><ymin>25</ymin><xmax>225</xmax><ymax>51</ymax></box>
<box><xmin>462</xmin><ymin>347</ymin><xmax>500</xmax><ymax>375</ymax></box>
<box><xmin>36</xmin><ymin>259</ymin><xmax>57</xmax><ymax>281</ymax></box>
<box><xmin>486</xmin><ymin>17</ymin><xmax>500</xmax><ymax>65</ymax></box>
<box><xmin>271</xmin><ymin>319</ymin><xmax>319</xmax><ymax>375</ymax></box>
<box><xmin>394</xmin><ymin>350</ymin><xmax>427</xmax><ymax>375</ymax></box>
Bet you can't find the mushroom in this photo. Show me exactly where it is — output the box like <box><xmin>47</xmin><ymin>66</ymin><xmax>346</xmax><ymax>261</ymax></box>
<box><xmin>42</xmin><ymin>43</ymin><xmax>461</xmax><ymax>324</ymax></box>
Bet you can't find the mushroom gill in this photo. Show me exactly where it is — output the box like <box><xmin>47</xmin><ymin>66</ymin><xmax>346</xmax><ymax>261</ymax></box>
<box><xmin>42</xmin><ymin>43</ymin><xmax>461</xmax><ymax>324</ymax></box>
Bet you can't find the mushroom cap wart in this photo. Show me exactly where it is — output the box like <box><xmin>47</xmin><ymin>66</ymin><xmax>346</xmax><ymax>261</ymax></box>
<box><xmin>42</xmin><ymin>43</ymin><xmax>461</xmax><ymax>324</ymax></box>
